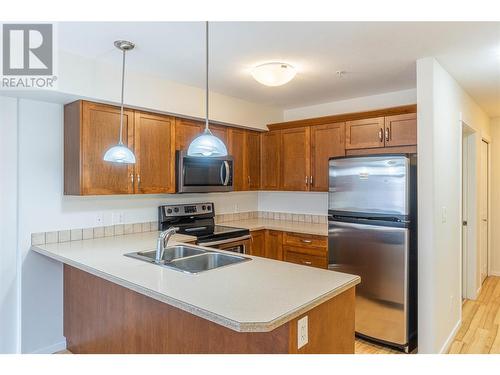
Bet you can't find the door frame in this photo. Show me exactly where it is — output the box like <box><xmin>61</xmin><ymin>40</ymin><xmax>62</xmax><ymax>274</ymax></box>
<box><xmin>480</xmin><ymin>138</ymin><xmax>491</xmax><ymax>281</ymax></box>
<box><xmin>460</xmin><ymin>121</ymin><xmax>479</xmax><ymax>300</ymax></box>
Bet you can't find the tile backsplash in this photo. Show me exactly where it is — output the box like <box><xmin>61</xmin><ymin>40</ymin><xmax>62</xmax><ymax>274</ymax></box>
<box><xmin>31</xmin><ymin>211</ymin><xmax>327</xmax><ymax>246</ymax></box>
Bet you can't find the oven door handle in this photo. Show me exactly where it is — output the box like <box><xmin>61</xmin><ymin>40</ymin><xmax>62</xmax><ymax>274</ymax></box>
<box><xmin>199</xmin><ymin>234</ymin><xmax>251</xmax><ymax>247</ymax></box>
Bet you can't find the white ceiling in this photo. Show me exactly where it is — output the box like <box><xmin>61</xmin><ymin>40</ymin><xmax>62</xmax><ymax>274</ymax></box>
<box><xmin>58</xmin><ymin>22</ymin><xmax>500</xmax><ymax>116</ymax></box>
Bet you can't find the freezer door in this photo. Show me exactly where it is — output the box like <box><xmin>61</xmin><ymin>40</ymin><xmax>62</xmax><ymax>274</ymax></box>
<box><xmin>329</xmin><ymin>220</ymin><xmax>409</xmax><ymax>346</ymax></box>
<box><xmin>328</xmin><ymin>155</ymin><xmax>409</xmax><ymax>216</ymax></box>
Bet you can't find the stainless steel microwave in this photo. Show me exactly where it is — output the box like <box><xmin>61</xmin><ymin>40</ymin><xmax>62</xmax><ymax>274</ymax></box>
<box><xmin>176</xmin><ymin>151</ymin><xmax>233</xmax><ymax>193</ymax></box>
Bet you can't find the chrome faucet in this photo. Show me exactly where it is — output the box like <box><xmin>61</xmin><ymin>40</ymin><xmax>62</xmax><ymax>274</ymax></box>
<box><xmin>155</xmin><ymin>227</ymin><xmax>179</xmax><ymax>264</ymax></box>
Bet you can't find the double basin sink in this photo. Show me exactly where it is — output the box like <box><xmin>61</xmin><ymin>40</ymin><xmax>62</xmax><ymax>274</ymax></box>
<box><xmin>125</xmin><ymin>245</ymin><xmax>250</xmax><ymax>274</ymax></box>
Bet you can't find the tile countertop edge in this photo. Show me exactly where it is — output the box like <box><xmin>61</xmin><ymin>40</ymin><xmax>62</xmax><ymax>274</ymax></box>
<box><xmin>31</xmin><ymin>244</ymin><xmax>359</xmax><ymax>333</ymax></box>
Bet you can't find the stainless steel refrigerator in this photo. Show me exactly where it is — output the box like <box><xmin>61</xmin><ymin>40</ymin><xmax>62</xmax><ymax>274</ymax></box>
<box><xmin>328</xmin><ymin>154</ymin><xmax>417</xmax><ymax>352</ymax></box>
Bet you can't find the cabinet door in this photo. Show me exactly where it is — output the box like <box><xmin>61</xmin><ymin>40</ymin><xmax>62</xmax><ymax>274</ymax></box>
<box><xmin>310</xmin><ymin>122</ymin><xmax>345</xmax><ymax>192</ymax></box>
<box><xmin>246</xmin><ymin>131</ymin><xmax>261</xmax><ymax>190</ymax></box>
<box><xmin>210</xmin><ymin>124</ymin><xmax>228</xmax><ymax>146</ymax></box>
<box><xmin>81</xmin><ymin>101</ymin><xmax>135</xmax><ymax>195</ymax></box>
<box><xmin>261</xmin><ymin>130</ymin><xmax>281</xmax><ymax>190</ymax></box>
<box><xmin>175</xmin><ymin>118</ymin><xmax>203</xmax><ymax>151</ymax></box>
<box><xmin>250</xmin><ymin>230</ymin><xmax>266</xmax><ymax>257</ymax></box>
<box><xmin>345</xmin><ymin>117</ymin><xmax>385</xmax><ymax>150</ymax></box>
<box><xmin>228</xmin><ymin>128</ymin><xmax>247</xmax><ymax>191</ymax></box>
<box><xmin>134</xmin><ymin>111</ymin><xmax>175</xmax><ymax>194</ymax></box>
<box><xmin>281</xmin><ymin>127</ymin><xmax>310</xmax><ymax>191</ymax></box>
<box><xmin>265</xmin><ymin>230</ymin><xmax>283</xmax><ymax>260</ymax></box>
<box><xmin>384</xmin><ymin>113</ymin><xmax>417</xmax><ymax>147</ymax></box>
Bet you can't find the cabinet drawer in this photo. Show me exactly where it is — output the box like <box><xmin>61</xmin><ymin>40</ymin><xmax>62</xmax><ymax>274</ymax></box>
<box><xmin>284</xmin><ymin>248</ymin><xmax>327</xmax><ymax>269</ymax></box>
<box><xmin>283</xmin><ymin>232</ymin><xmax>327</xmax><ymax>251</ymax></box>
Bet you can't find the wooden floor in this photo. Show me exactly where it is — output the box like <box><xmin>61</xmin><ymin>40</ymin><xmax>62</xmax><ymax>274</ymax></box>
<box><xmin>448</xmin><ymin>276</ymin><xmax>500</xmax><ymax>354</ymax></box>
<box><xmin>56</xmin><ymin>276</ymin><xmax>500</xmax><ymax>355</ymax></box>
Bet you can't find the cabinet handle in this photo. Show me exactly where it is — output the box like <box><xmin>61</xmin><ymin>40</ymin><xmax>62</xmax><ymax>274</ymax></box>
<box><xmin>305</xmin><ymin>176</ymin><xmax>308</xmax><ymax>186</ymax></box>
<box><xmin>302</xmin><ymin>261</ymin><xmax>312</xmax><ymax>265</ymax></box>
<box><xmin>130</xmin><ymin>173</ymin><xmax>134</xmax><ymax>185</ymax></box>
<box><xmin>248</xmin><ymin>176</ymin><xmax>251</xmax><ymax>185</ymax></box>
<box><xmin>385</xmin><ymin>128</ymin><xmax>390</xmax><ymax>142</ymax></box>
<box><xmin>137</xmin><ymin>174</ymin><xmax>141</xmax><ymax>188</ymax></box>
<box><xmin>378</xmin><ymin>128</ymin><xmax>383</xmax><ymax>142</ymax></box>
<box><xmin>301</xmin><ymin>239</ymin><xmax>312</xmax><ymax>244</ymax></box>
<box><xmin>310</xmin><ymin>175</ymin><xmax>313</xmax><ymax>187</ymax></box>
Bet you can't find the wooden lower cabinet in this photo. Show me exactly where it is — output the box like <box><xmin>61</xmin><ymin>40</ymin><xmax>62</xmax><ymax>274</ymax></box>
<box><xmin>64</xmin><ymin>265</ymin><xmax>355</xmax><ymax>354</ymax></box>
<box><xmin>250</xmin><ymin>230</ymin><xmax>328</xmax><ymax>269</ymax></box>
<box><xmin>265</xmin><ymin>230</ymin><xmax>283</xmax><ymax>260</ymax></box>
<box><xmin>249</xmin><ymin>230</ymin><xmax>265</xmax><ymax>257</ymax></box>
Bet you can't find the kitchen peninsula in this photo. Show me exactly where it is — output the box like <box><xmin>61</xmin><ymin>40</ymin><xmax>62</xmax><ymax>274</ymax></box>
<box><xmin>32</xmin><ymin>231</ymin><xmax>360</xmax><ymax>354</ymax></box>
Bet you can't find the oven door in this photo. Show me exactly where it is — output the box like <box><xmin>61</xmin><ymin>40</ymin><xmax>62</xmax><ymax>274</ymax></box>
<box><xmin>199</xmin><ymin>235</ymin><xmax>251</xmax><ymax>254</ymax></box>
<box><xmin>177</xmin><ymin>151</ymin><xmax>233</xmax><ymax>193</ymax></box>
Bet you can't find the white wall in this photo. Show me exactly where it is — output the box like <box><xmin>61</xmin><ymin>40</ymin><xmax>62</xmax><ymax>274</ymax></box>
<box><xmin>12</xmin><ymin>98</ymin><xmax>259</xmax><ymax>353</ymax></box>
<box><xmin>58</xmin><ymin>51</ymin><xmax>283</xmax><ymax>130</ymax></box>
<box><xmin>0</xmin><ymin>96</ymin><xmax>20</xmax><ymax>353</ymax></box>
<box><xmin>416</xmin><ymin>57</ymin><xmax>491</xmax><ymax>354</ymax></box>
<box><xmin>283</xmin><ymin>88</ymin><xmax>416</xmax><ymax>121</ymax></box>
<box><xmin>490</xmin><ymin>117</ymin><xmax>500</xmax><ymax>276</ymax></box>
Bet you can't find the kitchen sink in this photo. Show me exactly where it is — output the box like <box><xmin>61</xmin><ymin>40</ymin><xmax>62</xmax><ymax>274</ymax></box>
<box><xmin>125</xmin><ymin>245</ymin><xmax>207</xmax><ymax>263</ymax></box>
<box><xmin>124</xmin><ymin>246</ymin><xmax>250</xmax><ymax>274</ymax></box>
<box><xmin>167</xmin><ymin>252</ymin><xmax>250</xmax><ymax>274</ymax></box>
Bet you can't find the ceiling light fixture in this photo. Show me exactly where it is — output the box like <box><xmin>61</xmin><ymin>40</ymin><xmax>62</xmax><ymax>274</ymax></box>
<box><xmin>187</xmin><ymin>22</ymin><xmax>228</xmax><ymax>157</ymax></box>
<box><xmin>251</xmin><ymin>62</ymin><xmax>296</xmax><ymax>87</ymax></box>
<box><xmin>103</xmin><ymin>40</ymin><xmax>136</xmax><ymax>164</ymax></box>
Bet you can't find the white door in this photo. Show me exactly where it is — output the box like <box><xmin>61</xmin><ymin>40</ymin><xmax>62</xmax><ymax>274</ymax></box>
<box><xmin>480</xmin><ymin>140</ymin><xmax>489</xmax><ymax>284</ymax></box>
<box><xmin>462</xmin><ymin>136</ymin><xmax>469</xmax><ymax>298</ymax></box>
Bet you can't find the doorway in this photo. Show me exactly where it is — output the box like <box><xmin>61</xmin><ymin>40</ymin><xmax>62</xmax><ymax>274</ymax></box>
<box><xmin>480</xmin><ymin>139</ymin><xmax>489</xmax><ymax>284</ymax></box>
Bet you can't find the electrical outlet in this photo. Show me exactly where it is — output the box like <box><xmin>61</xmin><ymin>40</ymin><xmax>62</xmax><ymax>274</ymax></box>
<box><xmin>112</xmin><ymin>212</ymin><xmax>124</xmax><ymax>225</ymax></box>
<box><xmin>95</xmin><ymin>212</ymin><xmax>104</xmax><ymax>226</ymax></box>
<box><xmin>297</xmin><ymin>316</ymin><xmax>308</xmax><ymax>349</ymax></box>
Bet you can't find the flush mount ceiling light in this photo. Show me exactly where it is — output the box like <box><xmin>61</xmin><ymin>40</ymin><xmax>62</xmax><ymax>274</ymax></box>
<box><xmin>251</xmin><ymin>62</ymin><xmax>297</xmax><ymax>87</ymax></box>
<box><xmin>103</xmin><ymin>40</ymin><xmax>136</xmax><ymax>164</ymax></box>
<box><xmin>187</xmin><ymin>22</ymin><xmax>228</xmax><ymax>157</ymax></box>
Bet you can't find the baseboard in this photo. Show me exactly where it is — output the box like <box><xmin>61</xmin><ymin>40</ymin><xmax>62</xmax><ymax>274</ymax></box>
<box><xmin>489</xmin><ymin>270</ymin><xmax>500</xmax><ymax>277</ymax></box>
<box><xmin>439</xmin><ymin>319</ymin><xmax>461</xmax><ymax>354</ymax></box>
<box><xmin>28</xmin><ymin>338</ymin><xmax>67</xmax><ymax>354</ymax></box>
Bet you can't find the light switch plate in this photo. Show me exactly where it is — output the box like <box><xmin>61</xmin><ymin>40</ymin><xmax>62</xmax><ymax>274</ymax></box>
<box><xmin>297</xmin><ymin>316</ymin><xmax>308</xmax><ymax>349</ymax></box>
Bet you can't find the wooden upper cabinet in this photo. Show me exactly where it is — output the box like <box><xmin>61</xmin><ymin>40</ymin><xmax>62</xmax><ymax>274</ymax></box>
<box><xmin>228</xmin><ymin>128</ymin><xmax>247</xmax><ymax>191</ymax></box>
<box><xmin>281</xmin><ymin>127</ymin><xmax>311</xmax><ymax>191</ymax></box>
<box><xmin>134</xmin><ymin>111</ymin><xmax>176</xmax><ymax>194</ymax></box>
<box><xmin>64</xmin><ymin>101</ymin><xmax>135</xmax><ymax>195</ymax></box>
<box><xmin>345</xmin><ymin>117</ymin><xmax>385</xmax><ymax>150</ymax></box>
<box><xmin>310</xmin><ymin>122</ymin><xmax>345</xmax><ymax>192</ymax></box>
<box><xmin>174</xmin><ymin>118</ymin><xmax>203</xmax><ymax>151</ymax></box>
<box><xmin>261</xmin><ymin>130</ymin><xmax>281</xmax><ymax>190</ymax></box>
<box><xmin>210</xmin><ymin>124</ymin><xmax>228</xmax><ymax>146</ymax></box>
<box><xmin>384</xmin><ymin>113</ymin><xmax>417</xmax><ymax>147</ymax></box>
<box><xmin>246</xmin><ymin>131</ymin><xmax>261</xmax><ymax>190</ymax></box>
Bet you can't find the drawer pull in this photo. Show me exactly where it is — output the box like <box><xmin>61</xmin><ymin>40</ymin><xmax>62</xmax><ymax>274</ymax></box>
<box><xmin>301</xmin><ymin>239</ymin><xmax>312</xmax><ymax>244</ymax></box>
<box><xmin>302</xmin><ymin>261</ymin><xmax>312</xmax><ymax>265</ymax></box>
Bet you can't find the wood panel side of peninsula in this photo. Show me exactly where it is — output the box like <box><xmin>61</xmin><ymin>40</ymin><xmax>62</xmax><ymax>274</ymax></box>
<box><xmin>63</xmin><ymin>265</ymin><xmax>355</xmax><ymax>354</ymax></box>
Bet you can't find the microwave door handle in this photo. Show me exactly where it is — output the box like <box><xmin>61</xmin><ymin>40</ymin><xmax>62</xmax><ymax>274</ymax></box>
<box><xmin>223</xmin><ymin>161</ymin><xmax>230</xmax><ymax>186</ymax></box>
<box><xmin>220</xmin><ymin>162</ymin><xmax>225</xmax><ymax>185</ymax></box>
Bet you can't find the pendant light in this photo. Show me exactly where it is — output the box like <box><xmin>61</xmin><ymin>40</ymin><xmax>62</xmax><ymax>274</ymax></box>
<box><xmin>187</xmin><ymin>22</ymin><xmax>228</xmax><ymax>157</ymax></box>
<box><xmin>103</xmin><ymin>40</ymin><xmax>137</xmax><ymax>164</ymax></box>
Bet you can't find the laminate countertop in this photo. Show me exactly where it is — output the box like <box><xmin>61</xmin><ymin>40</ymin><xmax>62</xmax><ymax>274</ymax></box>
<box><xmin>32</xmin><ymin>231</ymin><xmax>359</xmax><ymax>333</ymax></box>
<box><xmin>220</xmin><ymin>218</ymin><xmax>328</xmax><ymax>236</ymax></box>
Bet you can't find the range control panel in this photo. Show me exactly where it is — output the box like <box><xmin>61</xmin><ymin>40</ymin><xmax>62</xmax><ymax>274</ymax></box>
<box><xmin>161</xmin><ymin>202</ymin><xmax>214</xmax><ymax>218</ymax></box>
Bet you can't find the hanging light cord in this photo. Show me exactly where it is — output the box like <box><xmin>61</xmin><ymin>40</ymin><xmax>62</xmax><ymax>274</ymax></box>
<box><xmin>118</xmin><ymin>47</ymin><xmax>126</xmax><ymax>145</ymax></box>
<box><xmin>205</xmin><ymin>21</ymin><xmax>210</xmax><ymax>132</ymax></box>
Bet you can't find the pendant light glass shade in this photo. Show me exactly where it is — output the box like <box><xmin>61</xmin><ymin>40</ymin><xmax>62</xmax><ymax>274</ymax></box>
<box><xmin>187</xmin><ymin>128</ymin><xmax>228</xmax><ymax>157</ymax></box>
<box><xmin>103</xmin><ymin>143</ymin><xmax>136</xmax><ymax>163</ymax></box>
<box><xmin>187</xmin><ymin>21</ymin><xmax>228</xmax><ymax>157</ymax></box>
<box><xmin>104</xmin><ymin>40</ymin><xmax>137</xmax><ymax>164</ymax></box>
